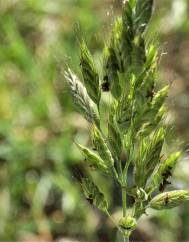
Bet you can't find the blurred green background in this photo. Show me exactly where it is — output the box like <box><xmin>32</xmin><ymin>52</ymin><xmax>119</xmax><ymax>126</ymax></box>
<box><xmin>0</xmin><ymin>0</ymin><xmax>189</xmax><ymax>241</ymax></box>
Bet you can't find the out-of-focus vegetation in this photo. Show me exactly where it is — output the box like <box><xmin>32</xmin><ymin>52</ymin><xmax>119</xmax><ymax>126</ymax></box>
<box><xmin>0</xmin><ymin>0</ymin><xmax>189</xmax><ymax>241</ymax></box>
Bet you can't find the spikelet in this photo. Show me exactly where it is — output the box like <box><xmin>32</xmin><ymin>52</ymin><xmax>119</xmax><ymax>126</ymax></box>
<box><xmin>132</xmin><ymin>35</ymin><xmax>146</xmax><ymax>73</ymax></box>
<box><xmin>150</xmin><ymin>190</ymin><xmax>189</xmax><ymax>210</ymax></box>
<box><xmin>80</xmin><ymin>40</ymin><xmax>101</xmax><ymax>105</ymax></box>
<box><xmin>151</xmin><ymin>86</ymin><xmax>169</xmax><ymax>113</ymax></box>
<box><xmin>116</xmin><ymin>75</ymin><xmax>136</xmax><ymax>133</ymax></box>
<box><xmin>148</xmin><ymin>151</ymin><xmax>181</xmax><ymax>192</ymax></box>
<box><xmin>108</xmin><ymin>120</ymin><xmax>122</xmax><ymax>162</ymax></box>
<box><xmin>111</xmin><ymin>17</ymin><xmax>124</xmax><ymax>72</ymax></box>
<box><xmin>65</xmin><ymin>68</ymin><xmax>100</xmax><ymax>127</ymax></box>
<box><xmin>75</xmin><ymin>143</ymin><xmax>108</xmax><ymax>174</ymax></box>
<box><xmin>121</xmin><ymin>0</ymin><xmax>134</xmax><ymax>71</ymax></box>
<box><xmin>135</xmin><ymin>85</ymin><xmax>169</xmax><ymax>136</ymax></box>
<box><xmin>135</xmin><ymin>0</ymin><xmax>154</xmax><ymax>33</ymax></box>
<box><xmin>145</xmin><ymin>128</ymin><xmax>165</xmax><ymax>171</ymax></box>
<box><xmin>135</xmin><ymin>127</ymin><xmax>165</xmax><ymax>187</ymax></box>
<box><xmin>92</xmin><ymin>125</ymin><xmax>115</xmax><ymax>169</ymax></box>
<box><xmin>102</xmin><ymin>46</ymin><xmax>121</xmax><ymax>99</ymax></box>
<box><xmin>81</xmin><ymin>178</ymin><xmax>108</xmax><ymax>212</ymax></box>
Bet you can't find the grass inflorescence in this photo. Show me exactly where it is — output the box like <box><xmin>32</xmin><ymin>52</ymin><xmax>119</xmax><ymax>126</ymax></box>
<box><xmin>65</xmin><ymin>0</ymin><xmax>189</xmax><ymax>241</ymax></box>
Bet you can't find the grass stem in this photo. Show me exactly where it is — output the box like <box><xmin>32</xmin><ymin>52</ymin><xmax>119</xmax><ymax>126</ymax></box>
<box><xmin>122</xmin><ymin>186</ymin><xmax>127</xmax><ymax>217</ymax></box>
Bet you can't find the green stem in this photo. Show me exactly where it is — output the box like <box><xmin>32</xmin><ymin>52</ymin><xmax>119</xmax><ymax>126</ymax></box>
<box><xmin>123</xmin><ymin>234</ymin><xmax>130</xmax><ymax>242</ymax></box>
<box><xmin>122</xmin><ymin>186</ymin><xmax>127</xmax><ymax>217</ymax></box>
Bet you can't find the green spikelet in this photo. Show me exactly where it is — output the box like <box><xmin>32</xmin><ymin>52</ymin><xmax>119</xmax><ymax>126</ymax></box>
<box><xmin>144</xmin><ymin>44</ymin><xmax>158</xmax><ymax>71</ymax></box>
<box><xmin>102</xmin><ymin>46</ymin><xmax>121</xmax><ymax>99</ymax></box>
<box><xmin>148</xmin><ymin>151</ymin><xmax>181</xmax><ymax>192</ymax></box>
<box><xmin>138</xmin><ymin>105</ymin><xmax>167</xmax><ymax>137</ymax></box>
<box><xmin>145</xmin><ymin>127</ymin><xmax>165</xmax><ymax>174</ymax></box>
<box><xmin>150</xmin><ymin>190</ymin><xmax>189</xmax><ymax>210</ymax></box>
<box><xmin>108</xmin><ymin>121</ymin><xmax>122</xmax><ymax>161</ymax></box>
<box><xmin>121</xmin><ymin>0</ymin><xmax>135</xmax><ymax>71</ymax></box>
<box><xmin>135</xmin><ymin>85</ymin><xmax>169</xmax><ymax>135</ymax></box>
<box><xmin>132</xmin><ymin>35</ymin><xmax>146</xmax><ymax>73</ymax></box>
<box><xmin>116</xmin><ymin>74</ymin><xmax>135</xmax><ymax>133</ymax></box>
<box><xmin>92</xmin><ymin>125</ymin><xmax>115</xmax><ymax>169</ymax></box>
<box><xmin>110</xmin><ymin>17</ymin><xmax>123</xmax><ymax>72</ymax></box>
<box><xmin>135</xmin><ymin>138</ymin><xmax>146</xmax><ymax>188</ymax></box>
<box><xmin>75</xmin><ymin>143</ymin><xmax>108</xmax><ymax>174</ymax></box>
<box><xmin>108</xmin><ymin>103</ymin><xmax>123</xmax><ymax>161</ymax></box>
<box><xmin>81</xmin><ymin>178</ymin><xmax>108</xmax><ymax>212</ymax></box>
<box><xmin>64</xmin><ymin>69</ymin><xmax>100</xmax><ymax>126</ymax></box>
<box><xmin>135</xmin><ymin>0</ymin><xmax>154</xmax><ymax>33</ymax></box>
<box><xmin>102</xmin><ymin>18</ymin><xmax>123</xmax><ymax>97</ymax></box>
<box><xmin>116</xmin><ymin>94</ymin><xmax>132</xmax><ymax>132</ymax></box>
<box><xmin>80</xmin><ymin>40</ymin><xmax>101</xmax><ymax>105</ymax></box>
<box><xmin>151</xmin><ymin>86</ymin><xmax>169</xmax><ymax>113</ymax></box>
<box><xmin>135</xmin><ymin>127</ymin><xmax>165</xmax><ymax>187</ymax></box>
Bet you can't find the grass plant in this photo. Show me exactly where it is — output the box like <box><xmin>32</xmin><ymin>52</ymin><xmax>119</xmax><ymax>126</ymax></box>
<box><xmin>65</xmin><ymin>1</ymin><xmax>189</xmax><ymax>241</ymax></box>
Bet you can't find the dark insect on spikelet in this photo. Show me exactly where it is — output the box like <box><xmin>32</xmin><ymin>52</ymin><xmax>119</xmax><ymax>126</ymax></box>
<box><xmin>146</xmin><ymin>85</ymin><xmax>155</xmax><ymax>101</ymax></box>
<box><xmin>162</xmin><ymin>170</ymin><xmax>172</xmax><ymax>179</ymax></box>
<box><xmin>159</xmin><ymin>183</ymin><xmax>163</xmax><ymax>192</ymax></box>
<box><xmin>159</xmin><ymin>166</ymin><xmax>172</xmax><ymax>192</ymax></box>
<box><xmin>101</xmin><ymin>76</ymin><xmax>110</xmax><ymax>92</ymax></box>
<box><xmin>86</xmin><ymin>194</ymin><xmax>93</xmax><ymax>204</ymax></box>
<box><xmin>162</xmin><ymin>165</ymin><xmax>173</xmax><ymax>180</ymax></box>
<box><xmin>165</xmin><ymin>193</ymin><xmax>169</xmax><ymax>204</ymax></box>
<box><xmin>159</xmin><ymin>165</ymin><xmax>172</xmax><ymax>192</ymax></box>
<box><xmin>159</xmin><ymin>179</ymin><xmax>171</xmax><ymax>192</ymax></box>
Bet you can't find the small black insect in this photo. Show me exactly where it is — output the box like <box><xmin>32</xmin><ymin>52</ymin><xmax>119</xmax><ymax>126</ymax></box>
<box><xmin>101</xmin><ymin>76</ymin><xmax>110</xmax><ymax>92</ymax></box>
<box><xmin>159</xmin><ymin>179</ymin><xmax>171</xmax><ymax>192</ymax></box>
<box><xmin>101</xmin><ymin>82</ymin><xmax>109</xmax><ymax>92</ymax></box>
<box><xmin>165</xmin><ymin>193</ymin><xmax>169</xmax><ymax>204</ymax></box>
<box><xmin>159</xmin><ymin>163</ymin><xmax>173</xmax><ymax>192</ymax></box>
<box><xmin>162</xmin><ymin>165</ymin><xmax>173</xmax><ymax>179</ymax></box>
<box><xmin>86</xmin><ymin>194</ymin><xmax>93</xmax><ymax>204</ymax></box>
<box><xmin>159</xmin><ymin>182</ymin><xmax>166</xmax><ymax>192</ymax></box>
<box><xmin>162</xmin><ymin>170</ymin><xmax>172</xmax><ymax>179</ymax></box>
<box><xmin>146</xmin><ymin>89</ymin><xmax>155</xmax><ymax>101</ymax></box>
